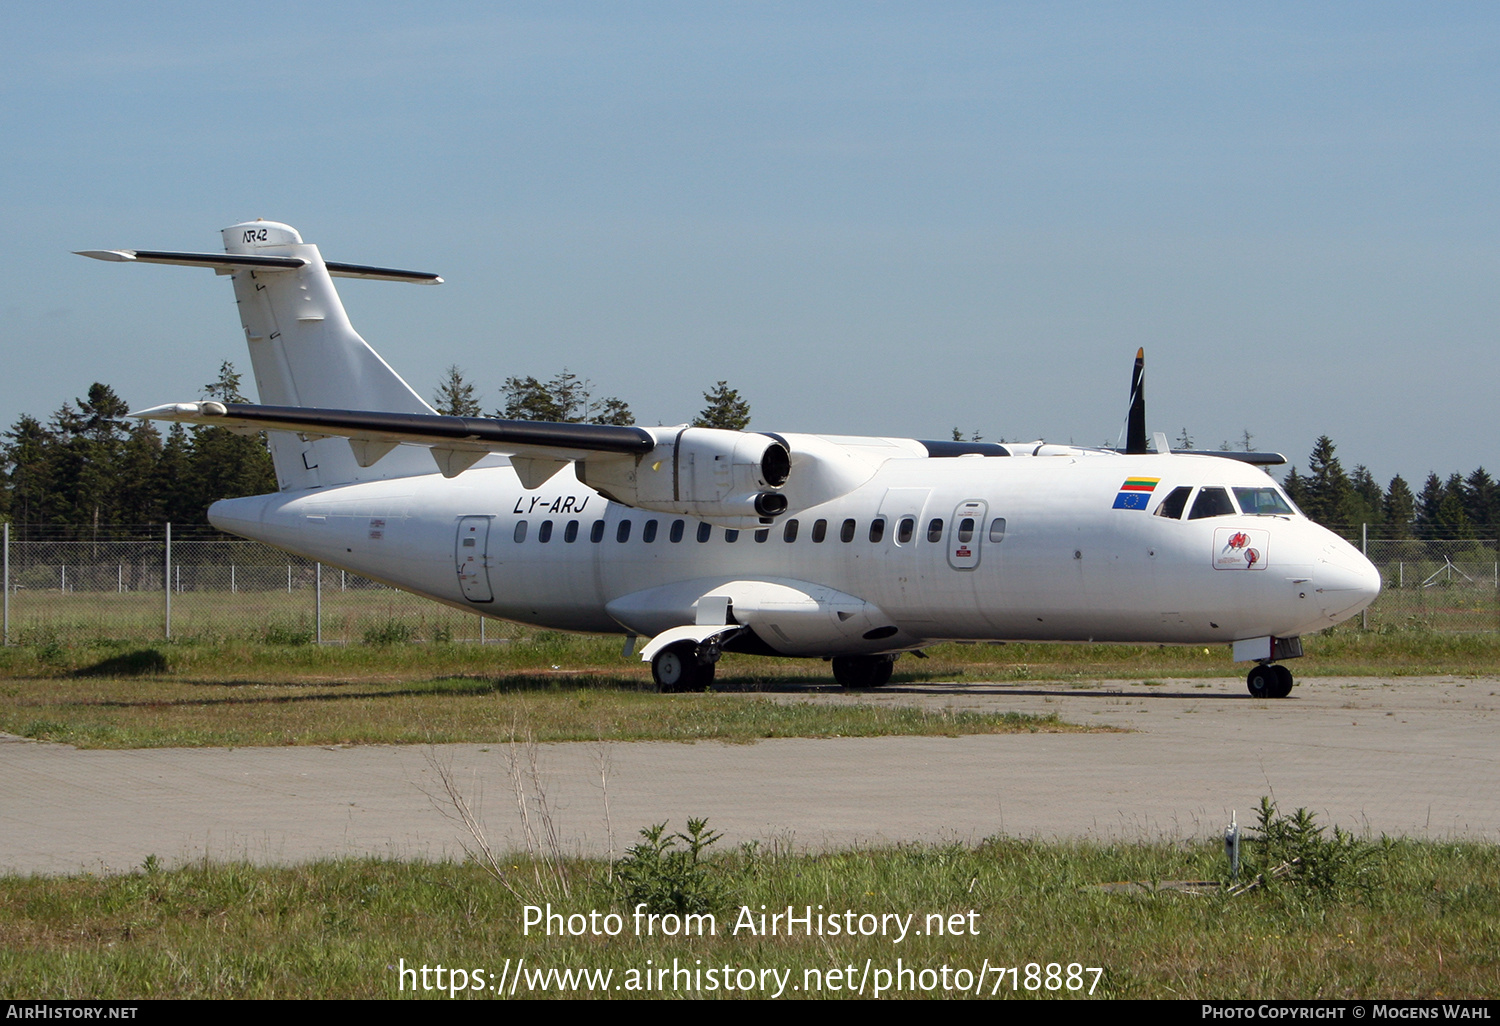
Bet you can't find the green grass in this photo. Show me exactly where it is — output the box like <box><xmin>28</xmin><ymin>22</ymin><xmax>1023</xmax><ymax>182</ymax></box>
<box><xmin>0</xmin><ymin>673</ymin><xmax>1073</xmax><ymax>748</ymax></box>
<box><xmin>0</xmin><ymin>628</ymin><xmax>1493</xmax><ymax>749</ymax></box>
<box><xmin>2</xmin><ymin>835</ymin><xmax>1495</xmax><ymax>999</ymax></box>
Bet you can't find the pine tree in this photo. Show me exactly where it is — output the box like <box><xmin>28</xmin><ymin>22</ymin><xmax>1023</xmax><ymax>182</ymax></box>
<box><xmin>2</xmin><ymin>414</ymin><xmax>56</xmax><ymax>529</ymax></box>
<box><xmin>1348</xmin><ymin>465</ymin><xmax>1384</xmax><ymax>529</ymax></box>
<box><xmin>1462</xmin><ymin>467</ymin><xmax>1496</xmax><ymax>534</ymax></box>
<box><xmin>187</xmin><ymin>363</ymin><xmax>276</xmax><ymax>523</ymax></box>
<box><xmin>156</xmin><ymin>424</ymin><xmax>197</xmax><ymax>526</ymax></box>
<box><xmin>1410</xmin><ymin>471</ymin><xmax>1446</xmax><ymax>540</ymax></box>
<box><xmin>1302</xmin><ymin>435</ymin><xmax>1354</xmax><ymax>530</ymax></box>
<box><xmin>496</xmin><ymin>369</ymin><xmax>633</xmax><ymax>424</ymax></box>
<box><xmin>1282</xmin><ymin>466</ymin><xmax>1307</xmax><ymax>512</ymax></box>
<box><xmin>1382</xmin><ymin>475</ymin><xmax>1416</xmax><ymax>539</ymax></box>
<box><xmin>116</xmin><ymin>423</ymin><xmax>165</xmax><ymax>525</ymax></box>
<box><xmin>433</xmin><ymin>365</ymin><xmax>482</xmax><ymax>417</ymax></box>
<box><xmin>693</xmin><ymin>381</ymin><xmax>751</xmax><ymax>431</ymax></box>
<box><xmin>593</xmin><ymin>396</ymin><xmax>636</xmax><ymax>426</ymax></box>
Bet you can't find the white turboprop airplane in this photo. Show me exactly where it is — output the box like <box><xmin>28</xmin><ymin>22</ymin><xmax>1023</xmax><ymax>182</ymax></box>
<box><xmin>79</xmin><ymin>221</ymin><xmax>1380</xmax><ymax>697</ymax></box>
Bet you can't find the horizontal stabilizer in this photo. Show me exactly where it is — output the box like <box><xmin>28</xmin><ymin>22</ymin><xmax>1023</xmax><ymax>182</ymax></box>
<box><xmin>76</xmin><ymin>249</ymin><xmax>441</xmax><ymax>283</ymax></box>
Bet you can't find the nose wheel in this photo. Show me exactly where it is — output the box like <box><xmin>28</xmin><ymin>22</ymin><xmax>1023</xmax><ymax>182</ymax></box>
<box><xmin>1246</xmin><ymin>663</ymin><xmax>1294</xmax><ymax>699</ymax></box>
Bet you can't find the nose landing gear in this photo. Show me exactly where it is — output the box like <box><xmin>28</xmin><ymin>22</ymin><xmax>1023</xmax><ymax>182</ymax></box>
<box><xmin>1246</xmin><ymin>662</ymin><xmax>1294</xmax><ymax>699</ymax></box>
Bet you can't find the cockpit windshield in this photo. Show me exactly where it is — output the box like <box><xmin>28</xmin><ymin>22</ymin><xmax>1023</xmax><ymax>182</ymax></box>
<box><xmin>1233</xmin><ymin>487</ymin><xmax>1296</xmax><ymax>516</ymax></box>
<box><xmin>1188</xmin><ymin>486</ymin><xmax>1236</xmax><ymax>519</ymax></box>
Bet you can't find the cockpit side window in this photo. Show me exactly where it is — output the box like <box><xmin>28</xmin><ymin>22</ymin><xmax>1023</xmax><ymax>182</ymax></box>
<box><xmin>1232</xmin><ymin>487</ymin><xmax>1296</xmax><ymax>516</ymax></box>
<box><xmin>1188</xmin><ymin>486</ymin><xmax>1236</xmax><ymax>519</ymax></box>
<box><xmin>1154</xmin><ymin>486</ymin><xmax>1192</xmax><ymax>519</ymax></box>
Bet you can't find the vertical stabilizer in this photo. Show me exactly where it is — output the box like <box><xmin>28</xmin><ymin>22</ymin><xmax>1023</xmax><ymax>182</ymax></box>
<box><xmin>1125</xmin><ymin>347</ymin><xmax>1148</xmax><ymax>455</ymax></box>
<box><xmin>221</xmin><ymin>221</ymin><xmax>437</xmax><ymax>489</ymax></box>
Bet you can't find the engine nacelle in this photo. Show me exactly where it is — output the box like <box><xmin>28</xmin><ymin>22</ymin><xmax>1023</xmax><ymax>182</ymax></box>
<box><xmin>577</xmin><ymin>426</ymin><xmax>790</xmax><ymax>525</ymax></box>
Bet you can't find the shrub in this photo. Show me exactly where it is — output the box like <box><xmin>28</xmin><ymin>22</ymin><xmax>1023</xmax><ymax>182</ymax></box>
<box><xmin>615</xmin><ymin>818</ymin><xmax>725</xmax><ymax>915</ymax></box>
<box><xmin>362</xmin><ymin>621</ymin><xmax>417</xmax><ymax>645</ymax></box>
<box><xmin>1246</xmin><ymin>796</ymin><xmax>1387</xmax><ymax>897</ymax></box>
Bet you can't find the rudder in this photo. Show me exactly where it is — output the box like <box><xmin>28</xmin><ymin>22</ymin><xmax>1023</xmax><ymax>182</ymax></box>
<box><xmin>221</xmin><ymin>221</ymin><xmax>436</xmax><ymax>489</ymax></box>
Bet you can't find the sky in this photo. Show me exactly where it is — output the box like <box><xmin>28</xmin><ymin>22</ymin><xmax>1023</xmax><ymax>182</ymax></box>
<box><xmin>2</xmin><ymin>2</ymin><xmax>1496</xmax><ymax>487</ymax></box>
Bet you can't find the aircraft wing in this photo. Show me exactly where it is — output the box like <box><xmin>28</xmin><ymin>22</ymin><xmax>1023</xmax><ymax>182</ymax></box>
<box><xmin>131</xmin><ymin>401</ymin><xmax>654</xmax><ymax>483</ymax></box>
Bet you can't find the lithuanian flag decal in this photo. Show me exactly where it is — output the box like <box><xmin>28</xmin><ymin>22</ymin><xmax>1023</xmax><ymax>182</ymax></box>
<box><xmin>1112</xmin><ymin>477</ymin><xmax>1160</xmax><ymax>511</ymax></box>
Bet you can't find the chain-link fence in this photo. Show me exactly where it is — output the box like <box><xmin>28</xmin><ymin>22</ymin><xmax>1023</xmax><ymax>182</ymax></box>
<box><xmin>0</xmin><ymin>524</ymin><xmax>524</xmax><ymax>645</ymax></box>
<box><xmin>1362</xmin><ymin>537</ymin><xmax>1499</xmax><ymax>632</ymax></box>
<box><xmin>1</xmin><ymin>524</ymin><xmax>1495</xmax><ymax>644</ymax></box>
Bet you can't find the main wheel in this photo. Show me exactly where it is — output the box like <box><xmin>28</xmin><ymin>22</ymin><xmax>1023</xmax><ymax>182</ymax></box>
<box><xmin>1246</xmin><ymin>664</ymin><xmax>1276</xmax><ymax>698</ymax></box>
<box><xmin>652</xmin><ymin>642</ymin><xmax>715</xmax><ymax>693</ymax></box>
<box><xmin>1270</xmin><ymin>664</ymin><xmax>1294</xmax><ymax>699</ymax></box>
<box><xmin>832</xmin><ymin>654</ymin><xmax>896</xmax><ymax>689</ymax></box>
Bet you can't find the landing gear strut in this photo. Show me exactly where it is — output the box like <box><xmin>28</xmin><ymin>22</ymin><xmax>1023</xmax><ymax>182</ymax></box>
<box><xmin>651</xmin><ymin>640</ymin><xmax>719</xmax><ymax>693</ymax></box>
<box><xmin>832</xmin><ymin>654</ymin><xmax>896</xmax><ymax>689</ymax></box>
<box><xmin>1246</xmin><ymin>662</ymin><xmax>1294</xmax><ymax>699</ymax></box>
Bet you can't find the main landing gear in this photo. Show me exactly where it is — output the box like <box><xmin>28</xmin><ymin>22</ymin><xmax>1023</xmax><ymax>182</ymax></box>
<box><xmin>651</xmin><ymin>640</ymin><xmax>720</xmax><ymax>693</ymax></box>
<box><xmin>832</xmin><ymin>654</ymin><xmax>896</xmax><ymax>689</ymax></box>
<box><xmin>1246</xmin><ymin>662</ymin><xmax>1294</xmax><ymax>699</ymax></box>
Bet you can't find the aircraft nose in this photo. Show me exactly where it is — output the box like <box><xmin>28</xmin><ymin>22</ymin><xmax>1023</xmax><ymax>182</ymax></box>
<box><xmin>1314</xmin><ymin>539</ymin><xmax>1382</xmax><ymax>622</ymax></box>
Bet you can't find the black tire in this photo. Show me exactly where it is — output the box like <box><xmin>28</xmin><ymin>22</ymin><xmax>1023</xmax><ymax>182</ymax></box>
<box><xmin>1246</xmin><ymin>664</ymin><xmax>1276</xmax><ymax>698</ymax></box>
<box><xmin>832</xmin><ymin>654</ymin><xmax>896</xmax><ymax>689</ymax></box>
<box><xmin>652</xmin><ymin>642</ymin><xmax>715</xmax><ymax>693</ymax></box>
<box><xmin>1270</xmin><ymin>664</ymin><xmax>1294</xmax><ymax>699</ymax></box>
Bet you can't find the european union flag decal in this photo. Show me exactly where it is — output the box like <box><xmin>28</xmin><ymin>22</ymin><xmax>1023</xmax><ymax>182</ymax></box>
<box><xmin>1112</xmin><ymin>476</ymin><xmax>1159</xmax><ymax>510</ymax></box>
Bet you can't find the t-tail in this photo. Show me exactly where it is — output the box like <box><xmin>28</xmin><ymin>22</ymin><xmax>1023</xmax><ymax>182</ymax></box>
<box><xmin>77</xmin><ymin>220</ymin><xmax>443</xmax><ymax>490</ymax></box>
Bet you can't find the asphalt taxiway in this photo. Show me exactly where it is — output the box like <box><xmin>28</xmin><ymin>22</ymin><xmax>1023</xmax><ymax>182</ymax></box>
<box><xmin>1</xmin><ymin>675</ymin><xmax>1495</xmax><ymax>874</ymax></box>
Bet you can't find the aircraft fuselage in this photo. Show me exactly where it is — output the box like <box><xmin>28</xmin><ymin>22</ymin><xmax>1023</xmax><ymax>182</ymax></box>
<box><xmin>211</xmin><ymin>447</ymin><xmax>1373</xmax><ymax>657</ymax></box>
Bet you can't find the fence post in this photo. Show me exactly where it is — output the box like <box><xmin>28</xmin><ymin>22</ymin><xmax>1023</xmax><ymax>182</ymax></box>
<box><xmin>479</xmin><ymin>615</ymin><xmax>485</xmax><ymax>644</ymax></box>
<box><xmin>164</xmin><ymin>522</ymin><xmax>172</xmax><ymax>640</ymax></box>
<box><xmin>3</xmin><ymin>522</ymin><xmax>9</xmax><ymax>646</ymax></box>
<box><xmin>1361</xmin><ymin>523</ymin><xmax>1368</xmax><ymax>630</ymax></box>
<box><xmin>316</xmin><ymin>562</ymin><xmax>323</xmax><ymax>645</ymax></box>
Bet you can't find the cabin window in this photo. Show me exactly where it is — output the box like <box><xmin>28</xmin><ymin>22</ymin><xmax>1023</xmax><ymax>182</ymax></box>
<box><xmin>868</xmin><ymin>518</ymin><xmax>886</xmax><ymax>543</ymax></box>
<box><xmin>725</xmin><ymin>529</ymin><xmax>740</xmax><ymax>542</ymax></box>
<box><xmin>590</xmin><ymin>520</ymin><xmax>605</xmax><ymax>543</ymax></box>
<box><xmin>696</xmin><ymin>522</ymin><xmax>712</xmax><ymax>543</ymax></box>
<box><xmin>840</xmin><ymin>519</ymin><xmax>856</xmax><ymax>543</ymax></box>
<box><xmin>616</xmin><ymin>520</ymin><xmax>632</xmax><ymax>543</ymax></box>
<box><xmin>812</xmin><ymin>519</ymin><xmax>828</xmax><ymax>543</ymax></box>
<box><xmin>958</xmin><ymin>517</ymin><xmax>975</xmax><ymax>543</ymax></box>
<box><xmin>988</xmin><ymin>517</ymin><xmax>1006</xmax><ymax>542</ymax></box>
<box><xmin>642</xmin><ymin>520</ymin><xmax>658</xmax><ymax>543</ymax></box>
<box><xmin>1188</xmin><ymin>487</ymin><xmax>1236</xmax><ymax>519</ymax></box>
<box><xmin>754</xmin><ymin>529</ymin><xmax>769</xmax><ymax>543</ymax></box>
<box><xmin>538</xmin><ymin>521</ymin><xmax>553</xmax><ymax>543</ymax></box>
<box><xmin>1154</xmin><ymin>486</ymin><xmax>1192</xmax><ymax>520</ymax></box>
<box><xmin>897</xmin><ymin>517</ymin><xmax>915</xmax><ymax>544</ymax></box>
<box><xmin>513</xmin><ymin>521</ymin><xmax>528</xmax><ymax>543</ymax></box>
<box><xmin>669</xmin><ymin>519</ymin><xmax>685</xmax><ymax>543</ymax></box>
<box><xmin>1233</xmin><ymin>487</ymin><xmax>1296</xmax><ymax>516</ymax></box>
<box><xmin>783</xmin><ymin>519</ymin><xmax>799</xmax><ymax>542</ymax></box>
<box><xmin>927</xmin><ymin>518</ymin><xmax>944</xmax><ymax>543</ymax></box>
<box><xmin>564</xmin><ymin>520</ymin><xmax>579</xmax><ymax>543</ymax></box>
